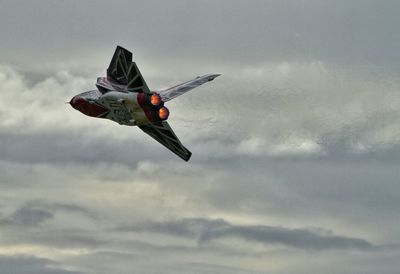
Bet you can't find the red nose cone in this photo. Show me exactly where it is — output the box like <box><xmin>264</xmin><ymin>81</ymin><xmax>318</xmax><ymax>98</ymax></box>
<box><xmin>70</xmin><ymin>96</ymin><xmax>109</xmax><ymax>117</ymax></box>
<box><xmin>70</xmin><ymin>96</ymin><xmax>86</xmax><ymax>111</ymax></box>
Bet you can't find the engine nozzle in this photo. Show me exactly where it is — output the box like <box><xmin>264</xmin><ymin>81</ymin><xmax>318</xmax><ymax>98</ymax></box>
<box><xmin>137</xmin><ymin>93</ymin><xmax>169</xmax><ymax>123</ymax></box>
<box><xmin>158</xmin><ymin>107</ymin><xmax>169</xmax><ymax>120</ymax></box>
<box><xmin>150</xmin><ymin>94</ymin><xmax>162</xmax><ymax>106</ymax></box>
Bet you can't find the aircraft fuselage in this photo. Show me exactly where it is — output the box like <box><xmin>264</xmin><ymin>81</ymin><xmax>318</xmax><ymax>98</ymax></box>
<box><xmin>70</xmin><ymin>87</ymin><xmax>169</xmax><ymax>126</ymax></box>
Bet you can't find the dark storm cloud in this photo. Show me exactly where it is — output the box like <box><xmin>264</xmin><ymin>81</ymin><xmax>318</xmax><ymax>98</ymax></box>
<box><xmin>0</xmin><ymin>256</ymin><xmax>83</xmax><ymax>274</ymax></box>
<box><xmin>116</xmin><ymin>218</ymin><xmax>375</xmax><ymax>251</ymax></box>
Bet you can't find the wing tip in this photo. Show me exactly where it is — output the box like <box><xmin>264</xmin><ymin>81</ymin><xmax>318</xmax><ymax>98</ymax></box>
<box><xmin>182</xmin><ymin>151</ymin><xmax>192</xmax><ymax>162</ymax></box>
<box><xmin>116</xmin><ymin>45</ymin><xmax>130</xmax><ymax>52</ymax></box>
<box><xmin>205</xmin><ymin>74</ymin><xmax>221</xmax><ymax>82</ymax></box>
<box><xmin>113</xmin><ymin>45</ymin><xmax>133</xmax><ymax>61</ymax></box>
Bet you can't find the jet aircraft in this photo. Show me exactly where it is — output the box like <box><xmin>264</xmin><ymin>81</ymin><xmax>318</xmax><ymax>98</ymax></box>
<box><xmin>70</xmin><ymin>46</ymin><xmax>220</xmax><ymax>161</ymax></box>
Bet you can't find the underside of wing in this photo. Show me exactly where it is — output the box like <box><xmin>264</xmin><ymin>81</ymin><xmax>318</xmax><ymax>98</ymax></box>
<box><xmin>107</xmin><ymin>46</ymin><xmax>151</xmax><ymax>94</ymax></box>
<box><xmin>139</xmin><ymin>121</ymin><xmax>192</xmax><ymax>161</ymax></box>
<box><xmin>158</xmin><ymin>74</ymin><xmax>220</xmax><ymax>102</ymax></box>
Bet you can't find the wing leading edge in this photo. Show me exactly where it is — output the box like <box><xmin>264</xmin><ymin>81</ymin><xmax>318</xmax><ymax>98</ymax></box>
<box><xmin>107</xmin><ymin>46</ymin><xmax>151</xmax><ymax>94</ymax></box>
<box><xmin>139</xmin><ymin>122</ymin><xmax>192</xmax><ymax>161</ymax></box>
<box><xmin>158</xmin><ymin>74</ymin><xmax>220</xmax><ymax>102</ymax></box>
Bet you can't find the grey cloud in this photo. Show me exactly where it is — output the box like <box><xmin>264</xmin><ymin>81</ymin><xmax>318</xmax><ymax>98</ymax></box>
<box><xmin>69</xmin><ymin>248</ymin><xmax>263</xmax><ymax>274</ymax></box>
<box><xmin>2</xmin><ymin>0</ymin><xmax>400</xmax><ymax>68</ymax></box>
<box><xmin>0</xmin><ymin>217</ymin><xmax>104</xmax><ymax>250</ymax></box>
<box><xmin>0</xmin><ymin>204</ymin><xmax>53</xmax><ymax>226</ymax></box>
<box><xmin>117</xmin><ymin>218</ymin><xmax>375</xmax><ymax>251</ymax></box>
<box><xmin>0</xmin><ymin>256</ymin><xmax>83</xmax><ymax>274</ymax></box>
<box><xmin>200</xmin><ymin>223</ymin><xmax>374</xmax><ymax>251</ymax></box>
<box><xmin>0</xmin><ymin>131</ymin><xmax>172</xmax><ymax>166</ymax></box>
<box><xmin>11</xmin><ymin>206</ymin><xmax>53</xmax><ymax>226</ymax></box>
<box><xmin>23</xmin><ymin>200</ymin><xmax>98</xmax><ymax>220</ymax></box>
<box><xmin>48</xmin><ymin>203</ymin><xmax>96</xmax><ymax>218</ymax></box>
<box><xmin>166</xmin><ymin>262</ymin><xmax>265</xmax><ymax>274</ymax></box>
<box><xmin>0</xmin><ymin>230</ymin><xmax>104</xmax><ymax>250</ymax></box>
<box><xmin>0</xmin><ymin>200</ymin><xmax>96</xmax><ymax>227</ymax></box>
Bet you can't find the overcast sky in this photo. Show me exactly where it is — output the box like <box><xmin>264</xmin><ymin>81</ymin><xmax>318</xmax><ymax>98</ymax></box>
<box><xmin>1</xmin><ymin>0</ymin><xmax>400</xmax><ymax>273</ymax></box>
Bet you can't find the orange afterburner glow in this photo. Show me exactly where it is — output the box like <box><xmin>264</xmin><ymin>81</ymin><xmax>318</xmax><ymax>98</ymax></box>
<box><xmin>150</xmin><ymin>94</ymin><xmax>162</xmax><ymax>106</ymax></box>
<box><xmin>158</xmin><ymin>107</ymin><xmax>169</xmax><ymax>120</ymax></box>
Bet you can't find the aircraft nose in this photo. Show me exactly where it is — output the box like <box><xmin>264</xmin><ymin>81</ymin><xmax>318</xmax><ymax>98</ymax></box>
<box><xmin>69</xmin><ymin>95</ymin><xmax>82</xmax><ymax>109</ymax></box>
<box><xmin>69</xmin><ymin>95</ymin><xmax>109</xmax><ymax>117</ymax></box>
<box><xmin>69</xmin><ymin>95</ymin><xmax>89</xmax><ymax>113</ymax></box>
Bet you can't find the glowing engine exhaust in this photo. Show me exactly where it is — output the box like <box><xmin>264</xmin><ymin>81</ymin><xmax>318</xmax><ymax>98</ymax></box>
<box><xmin>136</xmin><ymin>92</ymin><xmax>169</xmax><ymax>122</ymax></box>
<box><xmin>158</xmin><ymin>106</ymin><xmax>169</xmax><ymax>120</ymax></box>
<box><xmin>150</xmin><ymin>94</ymin><xmax>162</xmax><ymax>106</ymax></box>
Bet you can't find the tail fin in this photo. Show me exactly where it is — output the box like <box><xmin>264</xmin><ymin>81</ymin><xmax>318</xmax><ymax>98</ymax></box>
<box><xmin>158</xmin><ymin>74</ymin><xmax>220</xmax><ymax>102</ymax></box>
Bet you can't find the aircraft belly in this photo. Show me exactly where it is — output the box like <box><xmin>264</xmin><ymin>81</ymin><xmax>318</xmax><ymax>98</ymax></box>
<box><xmin>97</xmin><ymin>91</ymin><xmax>149</xmax><ymax>126</ymax></box>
